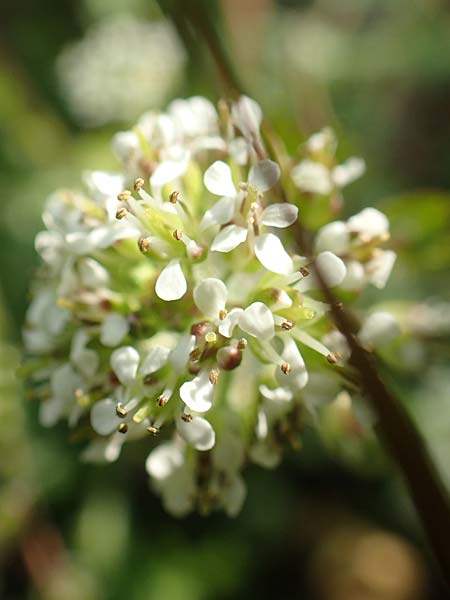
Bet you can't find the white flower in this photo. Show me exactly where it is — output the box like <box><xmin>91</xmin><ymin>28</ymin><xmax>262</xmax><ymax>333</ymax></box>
<box><xmin>291</xmin><ymin>160</ymin><xmax>332</xmax><ymax>195</ymax></box>
<box><xmin>56</xmin><ymin>17</ymin><xmax>186</xmax><ymax>127</ymax></box>
<box><xmin>347</xmin><ymin>207</ymin><xmax>389</xmax><ymax>240</ymax></box>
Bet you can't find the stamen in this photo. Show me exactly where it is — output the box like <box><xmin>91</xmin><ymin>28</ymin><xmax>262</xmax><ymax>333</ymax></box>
<box><xmin>209</xmin><ymin>368</ymin><xmax>220</xmax><ymax>385</ymax></box>
<box><xmin>291</xmin><ymin>329</ymin><xmax>331</xmax><ymax>358</ymax></box>
<box><xmin>219</xmin><ymin>309</ymin><xmax>228</xmax><ymax>320</ymax></box>
<box><xmin>116</xmin><ymin>207</ymin><xmax>128</xmax><ymax>220</ymax></box>
<box><xmin>280</xmin><ymin>362</ymin><xmax>291</xmax><ymax>375</ymax></box>
<box><xmin>181</xmin><ymin>413</ymin><xmax>193</xmax><ymax>423</ymax></box>
<box><xmin>138</xmin><ymin>238</ymin><xmax>150</xmax><ymax>253</ymax></box>
<box><xmin>116</xmin><ymin>402</ymin><xmax>127</xmax><ymax>418</ymax></box>
<box><xmin>327</xmin><ymin>352</ymin><xmax>339</xmax><ymax>364</ymax></box>
<box><xmin>117</xmin><ymin>190</ymin><xmax>131</xmax><ymax>201</ymax></box>
<box><xmin>299</xmin><ymin>266</ymin><xmax>310</xmax><ymax>277</ymax></box>
<box><xmin>237</xmin><ymin>338</ymin><xmax>247</xmax><ymax>351</ymax></box>
<box><xmin>173</xmin><ymin>228</ymin><xmax>183</xmax><ymax>241</ymax></box>
<box><xmin>169</xmin><ymin>190</ymin><xmax>180</xmax><ymax>204</ymax></box>
<box><xmin>205</xmin><ymin>332</ymin><xmax>217</xmax><ymax>344</ymax></box>
<box><xmin>118</xmin><ymin>423</ymin><xmax>128</xmax><ymax>434</ymax></box>
<box><xmin>146</xmin><ymin>426</ymin><xmax>160</xmax><ymax>435</ymax></box>
<box><xmin>134</xmin><ymin>177</ymin><xmax>145</xmax><ymax>191</ymax></box>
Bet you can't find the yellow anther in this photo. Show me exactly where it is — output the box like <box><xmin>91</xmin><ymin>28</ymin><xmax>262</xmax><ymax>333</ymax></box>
<box><xmin>281</xmin><ymin>320</ymin><xmax>295</xmax><ymax>331</ymax></box>
<box><xmin>138</xmin><ymin>238</ymin><xmax>150</xmax><ymax>253</ymax></box>
<box><xmin>146</xmin><ymin>426</ymin><xmax>160</xmax><ymax>435</ymax></box>
<box><xmin>117</xmin><ymin>190</ymin><xmax>131</xmax><ymax>201</ymax></box>
<box><xmin>116</xmin><ymin>403</ymin><xmax>127</xmax><ymax>418</ymax></box>
<box><xmin>205</xmin><ymin>332</ymin><xmax>217</xmax><ymax>344</ymax></box>
<box><xmin>169</xmin><ymin>190</ymin><xmax>180</xmax><ymax>204</ymax></box>
<box><xmin>116</xmin><ymin>207</ymin><xmax>128</xmax><ymax>220</ymax></box>
<box><xmin>280</xmin><ymin>362</ymin><xmax>291</xmax><ymax>375</ymax></box>
<box><xmin>237</xmin><ymin>338</ymin><xmax>247</xmax><ymax>351</ymax></box>
<box><xmin>209</xmin><ymin>368</ymin><xmax>220</xmax><ymax>385</ymax></box>
<box><xmin>134</xmin><ymin>177</ymin><xmax>145</xmax><ymax>191</ymax></box>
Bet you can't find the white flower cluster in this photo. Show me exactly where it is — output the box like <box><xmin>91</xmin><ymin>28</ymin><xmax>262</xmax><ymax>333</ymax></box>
<box><xmin>24</xmin><ymin>95</ymin><xmax>399</xmax><ymax>516</ymax></box>
<box><xmin>56</xmin><ymin>17</ymin><xmax>186</xmax><ymax>127</ymax></box>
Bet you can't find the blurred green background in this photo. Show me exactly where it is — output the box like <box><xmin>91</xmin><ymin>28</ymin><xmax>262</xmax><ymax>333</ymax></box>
<box><xmin>1</xmin><ymin>0</ymin><xmax>450</xmax><ymax>598</ymax></box>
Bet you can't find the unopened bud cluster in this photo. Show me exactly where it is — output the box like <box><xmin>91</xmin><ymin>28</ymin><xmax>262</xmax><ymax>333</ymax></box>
<box><xmin>24</xmin><ymin>96</ymin><xmax>398</xmax><ymax>516</ymax></box>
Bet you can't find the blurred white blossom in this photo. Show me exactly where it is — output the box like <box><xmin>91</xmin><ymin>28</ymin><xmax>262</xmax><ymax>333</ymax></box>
<box><xmin>56</xmin><ymin>17</ymin><xmax>186</xmax><ymax>126</ymax></box>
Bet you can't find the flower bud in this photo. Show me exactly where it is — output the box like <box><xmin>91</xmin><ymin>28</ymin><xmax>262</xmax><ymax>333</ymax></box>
<box><xmin>217</xmin><ymin>346</ymin><xmax>242</xmax><ymax>370</ymax></box>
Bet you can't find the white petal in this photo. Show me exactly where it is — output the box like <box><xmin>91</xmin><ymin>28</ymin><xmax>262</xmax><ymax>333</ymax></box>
<box><xmin>231</xmin><ymin>95</ymin><xmax>263</xmax><ymax>140</ymax></box>
<box><xmin>359</xmin><ymin>312</ymin><xmax>400</xmax><ymax>349</ymax></box>
<box><xmin>145</xmin><ymin>442</ymin><xmax>184</xmax><ymax>481</ymax></box>
<box><xmin>200</xmin><ymin>196</ymin><xmax>235</xmax><ymax>230</ymax></box>
<box><xmin>112</xmin><ymin>130</ymin><xmax>140</xmax><ymax>161</ymax></box>
<box><xmin>223</xmin><ymin>475</ymin><xmax>246</xmax><ymax>517</ymax></box>
<box><xmin>210</xmin><ymin>225</ymin><xmax>248</xmax><ymax>253</ymax></box>
<box><xmin>315</xmin><ymin>251</ymin><xmax>347</xmax><ymax>287</ymax></box>
<box><xmin>204</xmin><ymin>161</ymin><xmax>236</xmax><ymax>197</ymax></box>
<box><xmin>100</xmin><ymin>313</ymin><xmax>130</xmax><ymax>347</ymax></box>
<box><xmin>347</xmin><ymin>207</ymin><xmax>389</xmax><ymax>239</ymax></box>
<box><xmin>239</xmin><ymin>302</ymin><xmax>274</xmax><ymax>340</ymax></box>
<box><xmin>218</xmin><ymin>307</ymin><xmax>244</xmax><ymax>338</ymax></box>
<box><xmin>177</xmin><ymin>416</ymin><xmax>216</xmax><ymax>451</ymax></box>
<box><xmin>81</xmin><ymin>435</ymin><xmax>124</xmax><ymax>463</ymax></box>
<box><xmin>229</xmin><ymin>137</ymin><xmax>249</xmax><ymax>165</ymax></box>
<box><xmin>179</xmin><ymin>370</ymin><xmax>214</xmax><ymax>412</ymax></box>
<box><xmin>254</xmin><ymin>233</ymin><xmax>293</xmax><ymax>274</ymax></box>
<box><xmin>150</xmin><ymin>156</ymin><xmax>189</xmax><ymax>188</ymax></box>
<box><xmin>84</xmin><ymin>170</ymin><xmax>124</xmax><ymax>198</ymax></box>
<box><xmin>39</xmin><ymin>396</ymin><xmax>66</xmax><ymax>427</ymax></box>
<box><xmin>291</xmin><ymin>160</ymin><xmax>332</xmax><ymax>195</ymax></box>
<box><xmin>315</xmin><ymin>221</ymin><xmax>350</xmax><ymax>254</ymax></box>
<box><xmin>90</xmin><ymin>398</ymin><xmax>120</xmax><ymax>436</ymax></box>
<box><xmin>259</xmin><ymin>384</ymin><xmax>293</xmax><ymax>403</ymax></box>
<box><xmin>261</xmin><ymin>203</ymin><xmax>298</xmax><ymax>228</ymax></box>
<box><xmin>248</xmin><ymin>159</ymin><xmax>280</xmax><ymax>192</ymax></box>
<box><xmin>110</xmin><ymin>346</ymin><xmax>140</xmax><ymax>385</ymax></box>
<box><xmin>340</xmin><ymin>260</ymin><xmax>366</xmax><ymax>291</ymax></box>
<box><xmin>193</xmin><ymin>278</ymin><xmax>228</xmax><ymax>318</ymax></box>
<box><xmin>249</xmin><ymin>441</ymin><xmax>281</xmax><ymax>469</ymax></box>
<box><xmin>332</xmin><ymin>157</ymin><xmax>365</xmax><ymax>188</ymax></box>
<box><xmin>140</xmin><ymin>346</ymin><xmax>171</xmax><ymax>376</ymax></box>
<box><xmin>79</xmin><ymin>257</ymin><xmax>110</xmax><ymax>288</ymax></box>
<box><xmin>276</xmin><ymin>337</ymin><xmax>308</xmax><ymax>390</ymax></box>
<box><xmin>155</xmin><ymin>260</ymin><xmax>187</xmax><ymax>301</ymax></box>
<box><xmin>170</xmin><ymin>334</ymin><xmax>196</xmax><ymax>372</ymax></box>
<box><xmin>366</xmin><ymin>250</ymin><xmax>396</xmax><ymax>289</ymax></box>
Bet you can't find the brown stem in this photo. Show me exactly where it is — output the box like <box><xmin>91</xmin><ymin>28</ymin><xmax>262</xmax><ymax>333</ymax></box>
<box><xmin>158</xmin><ymin>0</ymin><xmax>450</xmax><ymax>586</ymax></box>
